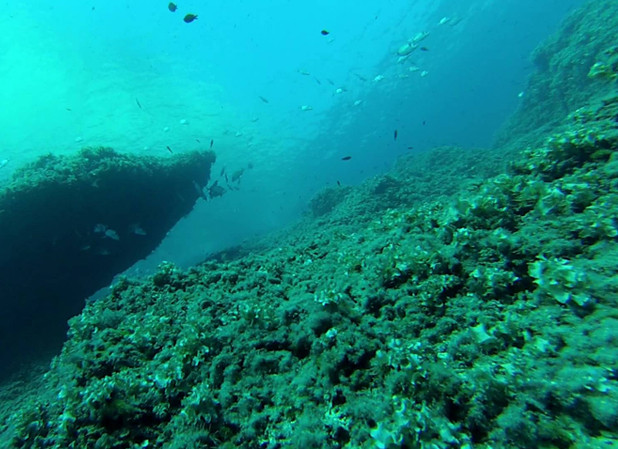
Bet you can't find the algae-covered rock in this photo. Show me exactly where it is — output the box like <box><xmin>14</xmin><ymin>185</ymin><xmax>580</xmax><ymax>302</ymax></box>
<box><xmin>308</xmin><ymin>185</ymin><xmax>353</xmax><ymax>217</ymax></box>
<box><xmin>2</xmin><ymin>96</ymin><xmax>616</xmax><ymax>448</ymax></box>
<box><xmin>2</xmin><ymin>2</ymin><xmax>618</xmax><ymax>447</ymax></box>
<box><xmin>0</xmin><ymin>147</ymin><xmax>215</xmax><ymax>377</ymax></box>
<box><xmin>495</xmin><ymin>0</ymin><xmax>618</xmax><ymax>148</ymax></box>
<box><xmin>588</xmin><ymin>45</ymin><xmax>618</xmax><ymax>82</ymax></box>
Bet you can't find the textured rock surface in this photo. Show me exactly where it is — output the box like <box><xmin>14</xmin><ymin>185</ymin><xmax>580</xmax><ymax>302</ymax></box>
<box><xmin>2</xmin><ymin>1</ymin><xmax>618</xmax><ymax>448</ymax></box>
<box><xmin>494</xmin><ymin>0</ymin><xmax>618</xmax><ymax>149</ymax></box>
<box><xmin>0</xmin><ymin>147</ymin><xmax>215</xmax><ymax>377</ymax></box>
<box><xmin>1</xmin><ymin>95</ymin><xmax>616</xmax><ymax>448</ymax></box>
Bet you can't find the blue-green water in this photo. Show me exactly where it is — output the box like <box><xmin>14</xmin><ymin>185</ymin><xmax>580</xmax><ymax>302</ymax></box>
<box><xmin>3</xmin><ymin>1</ymin><xmax>618</xmax><ymax>447</ymax></box>
<box><xmin>0</xmin><ymin>0</ymin><xmax>583</xmax><ymax>269</ymax></box>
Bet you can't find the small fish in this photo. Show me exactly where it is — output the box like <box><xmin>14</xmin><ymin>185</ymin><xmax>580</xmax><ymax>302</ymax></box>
<box><xmin>210</xmin><ymin>139</ymin><xmax>214</xmax><ymax>149</ymax></box>
<box><xmin>341</xmin><ymin>156</ymin><xmax>352</xmax><ymax>161</ymax></box>
<box><xmin>196</xmin><ymin>138</ymin><xmax>201</xmax><ymax>143</ymax></box>
<box><xmin>184</xmin><ymin>13</ymin><xmax>198</xmax><ymax>23</ymax></box>
<box><xmin>193</xmin><ymin>180</ymin><xmax>208</xmax><ymax>201</ymax></box>
<box><xmin>220</xmin><ymin>166</ymin><xmax>226</xmax><ymax>176</ymax></box>
<box><xmin>129</xmin><ymin>223</ymin><xmax>147</xmax><ymax>236</ymax></box>
<box><xmin>104</xmin><ymin>229</ymin><xmax>120</xmax><ymax>241</ymax></box>
<box><xmin>168</xmin><ymin>2</ymin><xmax>177</xmax><ymax>12</ymax></box>
<box><xmin>135</xmin><ymin>98</ymin><xmax>142</xmax><ymax>109</ymax></box>
<box><xmin>231</xmin><ymin>168</ymin><xmax>245</xmax><ymax>183</ymax></box>
<box><xmin>208</xmin><ymin>181</ymin><xmax>226</xmax><ymax>199</ymax></box>
<box><xmin>407</xmin><ymin>146</ymin><xmax>414</xmax><ymax>150</ymax></box>
<box><xmin>337</xmin><ymin>180</ymin><xmax>341</xmax><ymax>186</ymax></box>
<box><xmin>422</xmin><ymin>120</ymin><xmax>426</xmax><ymax>126</ymax></box>
<box><xmin>321</xmin><ymin>30</ymin><xmax>330</xmax><ymax>36</ymax></box>
<box><xmin>65</xmin><ymin>107</ymin><xmax>72</xmax><ymax>111</ymax></box>
<box><xmin>166</xmin><ymin>145</ymin><xmax>173</xmax><ymax>154</ymax></box>
<box><xmin>420</xmin><ymin>47</ymin><xmax>429</xmax><ymax>51</ymax></box>
<box><xmin>394</xmin><ymin>129</ymin><xmax>398</xmax><ymax>141</ymax></box>
<box><xmin>259</xmin><ymin>95</ymin><xmax>269</xmax><ymax>103</ymax></box>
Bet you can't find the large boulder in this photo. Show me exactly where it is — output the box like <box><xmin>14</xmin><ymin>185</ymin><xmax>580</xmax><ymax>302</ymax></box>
<box><xmin>0</xmin><ymin>147</ymin><xmax>215</xmax><ymax>377</ymax></box>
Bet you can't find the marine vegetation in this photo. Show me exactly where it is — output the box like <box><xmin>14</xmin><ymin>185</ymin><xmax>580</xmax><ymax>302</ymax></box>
<box><xmin>1</xmin><ymin>83</ymin><xmax>616</xmax><ymax>449</ymax></box>
<box><xmin>0</xmin><ymin>147</ymin><xmax>215</xmax><ymax>378</ymax></box>
<box><xmin>1</xmin><ymin>1</ymin><xmax>618</xmax><ymax>448</ymax></box>
<box><xmin>495</xmin><ymin>0</ymin><xmax>618</xmax><ymax>149</ymax></box>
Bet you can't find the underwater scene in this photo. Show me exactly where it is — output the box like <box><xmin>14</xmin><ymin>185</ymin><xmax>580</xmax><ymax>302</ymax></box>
<box><xmin>1</xmin><ymin>0</ymin><xmax>618</xmax><ymax>447</ymax></box>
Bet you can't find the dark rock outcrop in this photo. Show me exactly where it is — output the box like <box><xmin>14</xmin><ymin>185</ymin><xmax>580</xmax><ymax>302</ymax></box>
<box><xmin>0</xmin><ymin>147</ymin><xmax>215</xmax><ymax>377</ymax></box>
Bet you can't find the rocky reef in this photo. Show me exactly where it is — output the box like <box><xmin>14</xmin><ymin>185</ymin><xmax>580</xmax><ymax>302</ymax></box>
<box><xmin>2</xmin><ymin>96</ymin><xmax>617</xmax><ymax>449</ymax></box>
<box><xmin>1</xmin><ymin>1</ymin><xmax>618</xmax><ymax>448</ymax></box>
<box><xmin>495</xmin><ymin>0</ymin><xmax>618</xmax><ymax>149</ymax></box>
<box><xmin>0</xmin><ymin>148</ymin><xmax>215</xmax><ymax>378</ymax></box>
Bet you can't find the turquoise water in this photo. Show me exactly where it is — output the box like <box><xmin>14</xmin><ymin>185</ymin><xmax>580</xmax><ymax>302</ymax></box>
<box><xmin>4</xmin><ymin>2</ymin><xmax>618</xmax><ymax>447</ymax></box>
<box><xmin>0</xmin><ymin>0</ymin><xmax>583</xmax><ymax>269</ymax></box>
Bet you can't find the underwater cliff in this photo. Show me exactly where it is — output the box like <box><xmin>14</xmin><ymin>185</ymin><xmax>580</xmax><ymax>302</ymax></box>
<box><xmin>1</xmin><ymin>1</ymin><xmax>617</xmax><ymax>448</ymax></box>
<box><xmin>495</xmin><ymin>0</ymin><xmax>618</xmax><ymax>150</ymax></box>
<box><xmin>0</xmin><ymin>148</ymin><xmax>215</xmax><ymax>378</ymax></box>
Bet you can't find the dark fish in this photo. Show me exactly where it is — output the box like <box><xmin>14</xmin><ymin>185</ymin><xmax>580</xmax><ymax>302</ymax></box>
<box><xmin>420</xmin><ymin>47</ymin><xmax>429</xmax><ymax>51</ymax></box>
<box><xmin>196</xmin><ymin>138</ymin><xmax>201</xmax><ymax>143</ymax></box>
<box><xmin>65</xmin><ymin>107</ymin><xmax>72</xmax><ymax>111</ymax></box>
<box><xmin>422</xmin><ymin>120</ymin><xmax>426</xmax><ymax>125</ymax></box>
<box><xmin>208</xmin><ymin>181</ymin><xmax>226</xmax><ymax>199</ymax></box>
<box><xmin>321</xmin><ymin>30</ymin><xmax>330</xmax><ymax>36</ymax></box>
<box><xmin>166</xmin><ymin>146</ymin><xmax>173</xmax><ymax>154</ymax></box>
<box><xmin>259</xmin><ymin>95</ymin><xmax>269</xmax><ymax>103</ymax></box>
<box><xmin>135</xmin><ymin>98</ymin><xmax>142</xmax><ymax>109</ymax></box>
<box><xmin>168</xmin><ymin>2</ymin><xmax>177</xmax><ymax>12</ymax></box>
<box><xmin>337</xmin><ymin>180</ymin><xmax>341</xmax><ymax>186</ymax></box>
<box><xmin>184</xmin><ymin>13</ymin><xmax>198</xmax><ymax>23</ymax></box>
<box><xmin>341</xmin><ymin>156</ymin><xmax>352</xmax><ymax>161</ymax></box>
<box><xmin>326</xmin><ymin>78</ymin><xmax>335</xmax><ymax>85</ymax></box>
<box><xmin>220</xmin><ymin>166</ymin><xmax>226</xmax><ymax>176</ymax></box>
<box><xmin>407</xmin><ymin>146</ymin><xmax>414</xmax><ymax>150</ymax></box>
<box><xmin>394</xmin><ymin>129</ymin><xmax>398</xmax><ymax>141</ymax></box>
<box><xmin>210</xmin><ymin>139</ymin><xmax>214</xmax><ymax>149</ymax></box>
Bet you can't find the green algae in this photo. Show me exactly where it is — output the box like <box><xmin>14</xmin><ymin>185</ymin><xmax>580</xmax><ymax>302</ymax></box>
<box><xmin>2</xmin><ymin>2</ymin><xmax>618</xmax><ymax>448</ymax></box>
<box><xmin>495</xmin><ymin>0</ymin><xmax>618</xmax><ymax>150</ymax></box>
<box><xmin>2</xmin><ymin>95</ymin><xmax>616</xmax><ymax>448</ymax></box>
<box><xmin>588</xmin><ymin>46</ymin><xmax>618</xmax><ymax>82</ymax></box>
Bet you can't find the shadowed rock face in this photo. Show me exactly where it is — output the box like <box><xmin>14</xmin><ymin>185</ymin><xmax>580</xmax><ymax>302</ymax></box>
<box><xmin>493</xmin><ymin>0</ymin><xmax>618</xmax><ymax>151</ymax></box>
<box><xmin>0</xmin><ymin>147</ymin><xmax>215</xmax><ymax>377</ymax></box>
